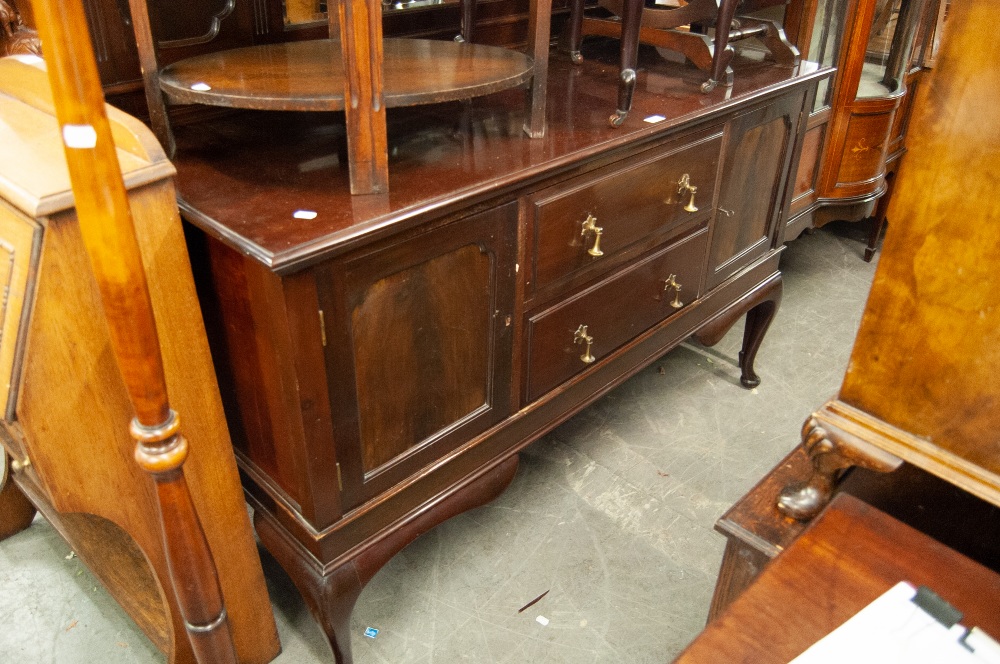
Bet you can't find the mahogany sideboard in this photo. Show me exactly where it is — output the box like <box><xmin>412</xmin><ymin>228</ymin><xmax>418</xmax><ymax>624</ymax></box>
<box><xmin>173</xmin><ymin>46</ymin><xmax>828</xmax><ymax>662</ymax></box>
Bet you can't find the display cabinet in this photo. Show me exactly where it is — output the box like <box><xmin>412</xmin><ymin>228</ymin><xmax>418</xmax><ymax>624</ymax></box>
<box><xmin>781</xmin><ymin>0</ymin><xmax>939</xmax><ymax>256</ymax></box>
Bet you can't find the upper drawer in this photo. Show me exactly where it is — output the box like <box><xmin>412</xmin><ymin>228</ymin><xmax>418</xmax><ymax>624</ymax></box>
<box><xmin>526</xmin><ymin>130</ymin><xmax>722</xmax><ymax>301</ymax></box>
<box><xmin>523</xmin><ymin>225</ymin><xmax>709</xmax><ymax>404</ymax></box>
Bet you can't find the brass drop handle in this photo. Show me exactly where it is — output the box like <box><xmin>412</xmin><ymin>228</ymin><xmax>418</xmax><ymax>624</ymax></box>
<box><xmin>677</xmin><ymin>174</ymin><xmax>699</xmax><ymax>213</ymax></box>
<box><xmin>580</xmin><ymin>214</ymin><xmax>604</xmax><ymax>257</ymax></box>
<box><xmin>664</xmin><ymin>274</ymin><xmax>683</xmax><ymax>309</ymax></box>
<box><xmin>574</xmin><ymin>324</ymin><xmax>596</xmax><ymax>364</ymax></box>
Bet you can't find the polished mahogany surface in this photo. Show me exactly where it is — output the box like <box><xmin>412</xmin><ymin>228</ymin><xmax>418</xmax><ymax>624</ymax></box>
<box><xmin>676</xmin><ymin>493</ymin><xmax>1000</xmax><ymax>664</ymax></box>
<box><xmin>159</xmin><ymin>38</ymin><xmax>536</xmax><ymax>111</ymax></box>
<box><xmin>172</xmin><ymin>44</ymin><xmax>825</xmax><ymax>272</ymax></box>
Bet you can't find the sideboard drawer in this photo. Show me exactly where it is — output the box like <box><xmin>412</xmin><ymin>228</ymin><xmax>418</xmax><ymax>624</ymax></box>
<box><xmin>524</xmin><ymin>226</ymin><xmax>709</xmax><ymax>404</ymax></box>
<box><xmin>527</xmin><ymin>131</ymin><xmax>721</xmax><ymax>300</ymax></box>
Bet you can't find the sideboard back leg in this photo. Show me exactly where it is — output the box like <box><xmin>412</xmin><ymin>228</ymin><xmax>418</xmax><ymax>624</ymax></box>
<box><xmin>255</xmin><ymin>454</ymin><xmax>520</xmax><ymax>664</ymax></box>
<box><xmin>737</xmin><ymin>278</ymin><xmax>782</xmax><ymax>389</ymax></box>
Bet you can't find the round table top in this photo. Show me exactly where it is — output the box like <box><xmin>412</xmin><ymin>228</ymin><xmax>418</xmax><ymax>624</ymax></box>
<box><xmin>159</xmin><ymin>38</ymin><xmax>536</xmax><ymax>112</ymax></box>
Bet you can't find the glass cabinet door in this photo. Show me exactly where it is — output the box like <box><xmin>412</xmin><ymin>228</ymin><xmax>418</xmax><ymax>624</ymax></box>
<box><xmin>806</xmin><ymin>0</ymin><xmax>851</xmax><ymax>110</ymax></box>
<box><xmin>856</xmin><ymin>0</ymin><xmax>928</xmax><ymax>98</ymax></box>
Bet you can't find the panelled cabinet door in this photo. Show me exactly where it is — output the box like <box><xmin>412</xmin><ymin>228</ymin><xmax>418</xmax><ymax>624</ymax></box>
<box><xmin>318</xmin><ymin>204</ymin><xmax>517</xmax><ymax>509</ymax></box>
<box><xmin>707</xmin><ymin>91</ymin><xmax>805</xmax><ymax>290</ymax></box>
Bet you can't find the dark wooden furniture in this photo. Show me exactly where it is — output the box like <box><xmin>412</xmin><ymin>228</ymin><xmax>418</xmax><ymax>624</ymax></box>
<box><xmin>778</xmin><ymin>0</ymin><xmax>1000</xmax><ymax>521</ymax></box>
<box><xmin>674</xmin><ymin>493</ymin><xmax>1000</xmax><ymax>663</ymax></box>
<box><xmin>707</xmin><ymin>446</ymin><xmax>1000</xmax><ymax>622</ymax></box>
<box><xmin>0</xmin><ymin>56</ymin><xmax>280</xmax><ymax>664</ymax></box>
<box><xmin>0</xmin><ymin>0</ymin><xmax>38</xmax><ymax>55</ymax></box>
<box><xmin>564</xmin><ymin>0</ymin><xmax>799</xmax><ymax>126</ymax></box>
<box><xmin>781</xmin><ymin>0</ymin><xmax>940</xmax><ymax>257</ymax></box>
<box><xmin>172</xmin><ymin>42</ymin><xmax>827</xmax><ymax>662</ymax></box>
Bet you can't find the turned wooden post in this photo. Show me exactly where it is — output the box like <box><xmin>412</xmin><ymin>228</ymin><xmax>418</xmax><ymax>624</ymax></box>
<box><xmin>28</xmin><ymin>1</ymin><xmax>238</xmax><ymax>661</ymax></box>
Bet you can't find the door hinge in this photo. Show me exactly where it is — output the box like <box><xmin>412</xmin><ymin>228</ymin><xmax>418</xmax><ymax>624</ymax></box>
<box><xmin>336</xmin><ymin>462</ymin><xmax>343</xmax><ymax>491</ymax></box>
<box><xmin>319</xmin><ymin>309</ymin><xmax>328</xmax><ymax>347</ymax></box>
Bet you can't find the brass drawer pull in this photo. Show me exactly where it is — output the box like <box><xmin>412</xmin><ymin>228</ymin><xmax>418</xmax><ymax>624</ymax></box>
<box><xmin>580</xmin><ymin>214</ymin><xmax>604</xmax><ymax>257</ymax></box>
<box><xmin>663</xmin><ymin>274</ymin><xmax>683</xmax><ymax>309</ymax></box>
<box><xmin>573</xmin><ymin>324</ymin><xmax>596</xmax><ymax>364</ymax></box>
<box><xmin>677</xmin><ymin>174</ymin><xmax>699</xmax><ymax>212</ymax></box>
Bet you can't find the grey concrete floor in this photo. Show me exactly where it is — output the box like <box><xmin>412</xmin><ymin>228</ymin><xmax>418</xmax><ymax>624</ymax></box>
<box><xmin>0</xmin><ymin>222</ymin><xmax>880</xmax><ymax>663</ymax></box>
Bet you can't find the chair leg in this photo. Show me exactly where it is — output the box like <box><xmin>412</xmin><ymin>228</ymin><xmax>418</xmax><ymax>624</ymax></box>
<box><xmin>566</xmin><ymin>0</ymin><xmax>586</xmax><ymax>64</ymax></box>
<box><xmin>610</xmin><ymin>0</ymin><xmax>644</xmax><ymax>127</ymax></box>
<box><xmin>702</xmin><ymin>0</ymin><xmax>739</xmax><ymax>93</ymax></box>
<box><xmin>456</xmin><ymin>0</ymin><xmax>477</xmax><ymax>42</ymax></box>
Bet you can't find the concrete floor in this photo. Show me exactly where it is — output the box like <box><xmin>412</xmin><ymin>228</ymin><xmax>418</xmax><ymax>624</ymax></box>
<box><xmin>0</xmin><ymin>222</ymin><xmax>880</xmax><ymax>663</ymax></box>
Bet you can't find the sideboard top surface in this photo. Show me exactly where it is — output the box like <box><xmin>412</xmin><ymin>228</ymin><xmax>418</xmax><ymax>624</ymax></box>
<box><xmin>171</xmin><ymin>44</ymin><xmax>827</xmax><ymax>273</ymax></box>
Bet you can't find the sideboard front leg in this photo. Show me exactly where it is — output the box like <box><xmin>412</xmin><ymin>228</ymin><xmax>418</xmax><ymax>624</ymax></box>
<box><xmin>255</xmin><ymin>454</ymin><xmax>520</xmax><ymax>664</ymax></box>
<box><xmin>778</xmin><ymin>413</ymin><xmax>902</xmax><ymax>521</ymax></box>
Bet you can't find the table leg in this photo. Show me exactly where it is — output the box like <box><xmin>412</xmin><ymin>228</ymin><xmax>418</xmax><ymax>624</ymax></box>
<box><xmin>524</xmin><ymin>0</ymin><xmax>552</xmax><ymax>138</ymax></box>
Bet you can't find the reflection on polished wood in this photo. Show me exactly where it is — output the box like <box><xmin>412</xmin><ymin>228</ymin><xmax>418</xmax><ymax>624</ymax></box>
<box><xmin>676</xmin><ymin>494</ymin><xmax>1000</xmax><ymax>663</ymax></box>
<box><xmin>159</xmin><ymin>38</ymin><xmax>535</xmax><ymax>111</ymax></box>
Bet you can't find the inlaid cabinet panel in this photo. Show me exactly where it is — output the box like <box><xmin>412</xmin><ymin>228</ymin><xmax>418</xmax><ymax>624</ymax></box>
<box><xmin>834</xmin><ymin>107</ymin><xmax>894</xmax><ymax>189</ymax></box>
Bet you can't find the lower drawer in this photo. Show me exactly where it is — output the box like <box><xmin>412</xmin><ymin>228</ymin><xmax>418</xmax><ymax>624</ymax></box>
<box><xmin>523</xmin><ymin>226</ymin><xmax>709</xmax><ymax>404</ymax></box>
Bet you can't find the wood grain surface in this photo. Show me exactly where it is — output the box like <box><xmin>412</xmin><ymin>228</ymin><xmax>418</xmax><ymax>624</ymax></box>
<box><xmin>676</xmin><ymin>493</ymin><xmax>1000</xmax><ymax>663</ymax></box>
<box><xmin>159</xmin><ymin>38</ymin><xmax>536</xmax><ymax>111</ymax></box>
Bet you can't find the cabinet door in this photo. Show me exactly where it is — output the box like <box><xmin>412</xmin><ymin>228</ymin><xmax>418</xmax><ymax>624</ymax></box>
<box><xmin>707</xmin><ymin>92</ymin><xmax>806</xmax><ymax>290</ymax></box>
<box><xmin>318</xmin><ymin>204</ymin><xmax>517</xmax><ymax>508</ymax></box>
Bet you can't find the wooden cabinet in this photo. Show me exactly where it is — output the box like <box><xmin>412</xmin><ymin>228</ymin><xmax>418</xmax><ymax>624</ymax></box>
<box><xmin>176</xmin><ymin>50</ymin><xmax>825</xmax><ymax>663</ymax></box>
<box><xmin>776</xmin><ymin>0</ymin><xmax>1000</xmax><ymax>519</ymax></box>
<box><xmin>320</xmin><ymin>205</ymin><xmax>518</xmax><ymax>506</ymax></box>
<box><xmin>782</xmin><ymin>0</ymin><xmax>941</xmax><ymax>255</ymax></box>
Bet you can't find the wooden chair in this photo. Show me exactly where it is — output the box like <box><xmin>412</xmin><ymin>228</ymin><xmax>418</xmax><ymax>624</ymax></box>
<box><xmin>565</xmin><ymin>0</ymin><xmax>799</xmax><ymax>126</ymax></box>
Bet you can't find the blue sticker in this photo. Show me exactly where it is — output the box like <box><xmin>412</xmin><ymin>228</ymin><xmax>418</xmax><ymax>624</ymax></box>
<box><xmin>363</xmin><ymin>627</ymin><xmax>379</xmax><ymax>639</ymax></box>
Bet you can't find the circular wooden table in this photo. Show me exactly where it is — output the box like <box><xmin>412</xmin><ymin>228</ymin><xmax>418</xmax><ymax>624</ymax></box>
<box><xmin>159</xmin><ymin>38</ymin><xmax>536</xmax><ymax>111</ymax></box>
